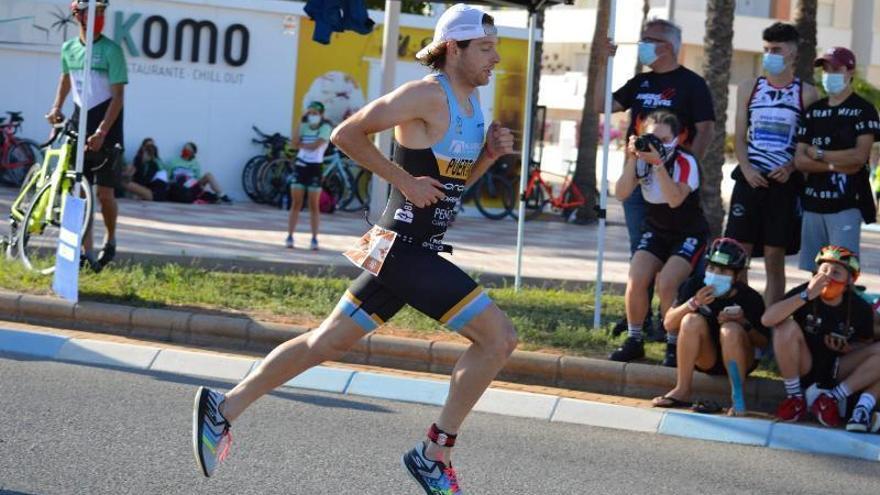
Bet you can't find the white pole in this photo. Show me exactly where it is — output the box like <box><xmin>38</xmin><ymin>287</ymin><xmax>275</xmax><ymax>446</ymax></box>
<box><xmin>593</xmin><ymin>0</ymin><xmax>617</xmax><ymax>329</ymax></box>
<box><xmin>369</xmin><ymin>0</ymin><xmax>400</xmax><ymax>222</ymax></box>
<box><xmin>73</xmin><ymin>0</ymin><xmax>98</xmax><ymax>198</ymax></box>
<box><xmin>514</xmin><ymin>11</ymin><xmax>537</xmax><ymax>291</ymax></box>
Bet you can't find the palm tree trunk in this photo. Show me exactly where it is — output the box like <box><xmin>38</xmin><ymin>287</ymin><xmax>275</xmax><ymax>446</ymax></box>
<box><xmin>794</xmin><ymin>0</ymin><xmax>818</xmax><ymax>85</ymax></box>
<box><xmin>572</xmin><ymin>0</ymin><xmax>610</xmax><ymax>224</ymax></box>
<box><xmin>700</xmin><ymin>0</ymin><xmax>735</xmax><ymax>236</ymax></box>
<box><xmin>634</xmin><ymin>0</ymin><xmax>650</xmax><ymax>74</ymax></box>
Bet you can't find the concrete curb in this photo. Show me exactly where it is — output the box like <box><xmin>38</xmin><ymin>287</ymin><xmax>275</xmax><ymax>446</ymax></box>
<box><xmin>0</xmin><ymin>290</ymin><xmax>784</xmax><ymax>408</ymax></box>
<box><xmin>1</xmin><ymin>327</ymin><xmax>876</xmax><ymax>464</ymax></box>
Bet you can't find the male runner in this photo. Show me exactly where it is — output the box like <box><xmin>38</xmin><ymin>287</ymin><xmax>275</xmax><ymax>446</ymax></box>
<box><xmin>192</xmin><ymin>5</ymin><xmax>514</xmax><ymax>494</ymax></box>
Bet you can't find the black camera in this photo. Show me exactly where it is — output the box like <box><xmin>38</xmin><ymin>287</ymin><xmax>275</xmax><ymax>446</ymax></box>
<box><xmin>634</xmin><ymin>133</ymin><xmax>665</xmax><ymax>154</ymax></box>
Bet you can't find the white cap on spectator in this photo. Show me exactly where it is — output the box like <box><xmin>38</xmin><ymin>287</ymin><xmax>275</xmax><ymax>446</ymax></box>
<box><xmin>415</xmin><ymin>4</ymin><xmax>497</xmax><ymax>61</ymax></box>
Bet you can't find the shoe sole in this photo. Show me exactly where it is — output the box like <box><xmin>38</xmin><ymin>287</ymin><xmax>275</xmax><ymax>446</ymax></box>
<box><xmin>815</xmin><ymin>413</ymin><xmax>840</xmax><ymax>428</ymax></box>
<box><xmin>846</xmin><ymin>424</ymin><xmax>868</xmax><ymax>433</ymax></box>
<box><xmin>192</xmin><ymin>386</ymin><xmax>210</xmax><ymax>477</ymax></box>
<box><xmin>401</xmin><ymin>452</ymin><xmax>433</xmax><ymax>495</ymax></box>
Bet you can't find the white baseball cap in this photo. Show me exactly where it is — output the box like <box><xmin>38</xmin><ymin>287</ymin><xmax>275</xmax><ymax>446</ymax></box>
<box><xmin>415</xmin><ymin>4</ymin><xmax>497</xmax><ymax>61</ymax></box>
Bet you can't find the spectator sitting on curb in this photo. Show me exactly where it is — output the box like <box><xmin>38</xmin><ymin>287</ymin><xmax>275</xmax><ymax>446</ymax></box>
<box><xmin>763</xmin><ymin>245</ymin><xmax>880</xmax><ymax>430</ymax></box>
<box><xmin>652</xmin><ymin>238</ymin><xmax>768</xmax><ymax>414</ymax></box>
<box><xmin>165</xmin><ymin>142</ymin><xmax>232</xmax><ymax>203</ymax></box>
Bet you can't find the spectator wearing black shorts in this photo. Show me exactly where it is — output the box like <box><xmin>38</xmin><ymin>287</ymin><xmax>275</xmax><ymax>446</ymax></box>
<box><xmin>611</xmin><ymin>110</ymin><xmax>710</xmax><ymax>364</ymax></box>
<box><xmin>763</xmin><ymin>246</ymin><xmax>880</xmax><ymax>431</ymax></box>
<box><xmin>595</xmin><ymin>18</ymin><xmax>715</xmax><ymax>339</ymax></box>
<box><xmin>286</xmin><ymin>101</ymin><xmax>333</xmax><ymax>251</ymax></box>
<box><xmin>725</xmin><ymin>22</ymin><xmax>819</xmax><ymax>306</ymax></box>
<box><xmin>46</xmin><ymin>0</ymin><xmax>126</xmax><ymax>272</ymax></box>
<box><xmin>653</xmin><ymin>238</ymin><xmax>768</xmax><ymax>413</ymax></box>
<box><xmin>794</xmin><ymin>47</ymin><xmax>879</xmax><ymax>271</ymax></box>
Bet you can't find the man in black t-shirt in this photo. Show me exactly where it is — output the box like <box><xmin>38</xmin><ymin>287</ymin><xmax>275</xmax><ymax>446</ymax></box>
<box><xmin>794</xmin><ymin>47</ymin><xmax>879</xmax><ymax>271</ymax></box>
<box><xmin>764</xmin><ymin>246</ymin><xmax>880</xmax><ymax>431</ymax></box>
<box><xmin>596</xmin><ymin>18</ymin><xmax>715</xmax><ymax>341</ymax></box>
<box><xmin>652</xmin><ymin>238</ymin><xmax>768</xmax><ymax>412</ymax></box>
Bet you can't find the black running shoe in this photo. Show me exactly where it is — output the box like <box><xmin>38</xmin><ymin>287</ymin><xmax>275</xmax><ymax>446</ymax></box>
<box><xmin>662</xmin><ymin>342</ymin><xmax>677</xmax><ymax>367</ymax></box>
<box><xmin>402</xmin><ymin>442</ymin><xmax>463</xmax><ymax>495</ymax></box>
<box><xmin>80</xmin><ymin>253</ymin><xmax>102</xmax><ymax>273</ymax></box>
<box><xmin>97</xmin><ymin>242</ymin><xmax>116</xmax><ymax>268</ymax></box>
<box><xmin>847</xmin><ymin>405</ymin><xmax>872</xmax><ymax>433</ymax></box>
<box><xmin>192</xmin><ymin>386</ymin><xmax>232</xmax><ymax>477</ymax></box>
<box><xmin>647</xmin><ymin>314</ymin><xmax>667</xmax><ymax>343</ymax></box>
<box><xmin>609</xmin><ymin>337</ymin><xmax>645</xmax><ymax>362</ymax></box>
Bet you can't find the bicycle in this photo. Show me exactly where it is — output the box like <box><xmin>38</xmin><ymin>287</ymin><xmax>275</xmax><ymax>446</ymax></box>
<box><xmin>515</xmin><ymin>159</ymin><xmax>586</xmax><ymax>221</ymax></box>
<box><xmin>321</xmin><ymin>146</ymin><xmax>362</xmax><ymax>212</ymax></box>
<box><xmin>241</xmin><ymin>126</ymin><xmax>291</xmax><ymax>203</ymax></box>
<box><xmin>0</xmin><ymin>111</ymin><xmax>43</xmax><ymax>187</ymax></box>
<box><xmin>3</xmin><ymin>121</ymin><xmax>96</xmax><ymax>274</ymax></box>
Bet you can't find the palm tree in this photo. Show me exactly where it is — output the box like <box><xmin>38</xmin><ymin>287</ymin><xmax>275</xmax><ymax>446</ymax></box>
<box><xmin>570</xmin><ymin>0</ymin><xmax>611</xmax><ymax>224</ymax></box>
<box><xmin>634</xmin><ymin>0</ymin><xmax>650</xmax><ymax>74</ymax></box>
<box><xmin>50</xmin><ymin>6</ymin><xmax>75</xmax><ymax>40</ymax></box>
<box><xmin>700</xmin><ymin>0</ymin><xmax>735</xmax><ymax>235</ymax></box>
<box><xmin>793</xmin><ymin>0</ymin><xmax>817</xmax><ymax>84</ymax></box>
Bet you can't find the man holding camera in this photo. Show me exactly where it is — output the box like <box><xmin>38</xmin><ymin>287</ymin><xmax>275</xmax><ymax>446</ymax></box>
<box><xmin>725</xmin><ymin>23</ymin><xmax>818</xmax><ymax>306</ymax></box>
<box><xmin>612</xmin><ymin>110</ymin><xmax>710</xmax><ymax>363</ymax></box>
<box><xmin>596</xmin><ymin>18</ymin><xmax>715</xmax><ymax>343</ymax></box>
<box><xmin>762</xmin><ymin>246</ymin><xmax>880</xmax><ymax>430</ymax></box>
<box><xmin>654</xmin><ymin>238</ymin><xmax>768</xmax><ymax>412</ymax></box>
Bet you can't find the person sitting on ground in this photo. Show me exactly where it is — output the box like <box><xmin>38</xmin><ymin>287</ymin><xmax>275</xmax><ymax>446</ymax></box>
<box><xmin>653</xmin><ymin>237</ymin><xmax>769</xmax><ymax>413</ymax></box>
<box><xmin>164</xmin><ymin>142</ymin><xmax>232</xmax><ymax>203</ymax></box>
<box><xmin>610</xmin><ymin>110</ymin><xmax>710</xmax><ymax>365</ymax></box>
<box><xmin>763</xmin><ymin>245</ymin><xmax>880</xmax><ymax>430</ymax></box>
<box><xmin>286</xmin><ymin>101</ymin><xmax>333</xmax><ymax>250</ymax></box>
<box><xmin>119</xmin><ymin>138</ymin><xmax>166</xmax><ymax>201</ymax></box>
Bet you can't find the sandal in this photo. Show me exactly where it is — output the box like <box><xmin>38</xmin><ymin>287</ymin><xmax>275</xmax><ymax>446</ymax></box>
<box><xmin>691</xmin><ymin>399</ymin><xmax>724</xmax><ymax>414</ymax></box>
<box><xmin>652</xmin><ymin>395</ymin><xmax>693</xmax><ymax>409</ymax></box>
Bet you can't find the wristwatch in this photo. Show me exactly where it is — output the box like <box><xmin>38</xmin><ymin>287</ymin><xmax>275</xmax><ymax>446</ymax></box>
<box><xmin>799</xmin><ymin>290</ymin><xmax>810</xmax><ymax>303</ymax></box>
<box><xmin>815</xmin><ymin>148</ymin><xmax>825</xmax><ymax>161</ymax></box>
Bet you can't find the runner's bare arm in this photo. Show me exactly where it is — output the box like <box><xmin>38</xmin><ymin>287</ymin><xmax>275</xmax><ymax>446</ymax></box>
<box><xmin>801</xmin><ymin>82</ymin><xmax>820</xmax><ymax>109</ymax></box>
<box><xmin>332</xmin><ymin>81</ymin><xmax>446</xmax><ymax>208</ymax></box>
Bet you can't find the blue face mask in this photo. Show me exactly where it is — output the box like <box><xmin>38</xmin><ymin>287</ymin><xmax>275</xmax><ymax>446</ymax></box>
<box><xmin>762</xmin><ymin>53</ymin><xmax>786</xmax><ymax>76</ymax></box>
<box><xmin>638</xmin><ymin>42</ymin><xmax>658</xmax><ymax>66</ymax></box>
<box><xmin>822</xmin><ymin>73</ymin><xmax>847</xmax><ymax>95</ymax></box>
<box><xmin>704</xmin><ymin>271</ymin><xmax>733</xmax><ymax>297</ymax></box>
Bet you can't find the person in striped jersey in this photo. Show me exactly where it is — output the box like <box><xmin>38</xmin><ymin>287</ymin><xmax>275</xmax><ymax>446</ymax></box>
<box><xmin>725</xmin><ymin>23</ymin><xmax>819</xmax><ymax>306</ymax></box>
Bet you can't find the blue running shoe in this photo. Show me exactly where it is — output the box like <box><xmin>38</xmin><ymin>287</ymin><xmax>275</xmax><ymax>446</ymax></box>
<box><xmin>402</xmin><ymin>442</ymin><xmax>463</xmax><ymax>495</ymax></box>
<box><xmin>192</xmin><ymin>386</ymin><xmax>232</xmax><ymax>477</ymax></box>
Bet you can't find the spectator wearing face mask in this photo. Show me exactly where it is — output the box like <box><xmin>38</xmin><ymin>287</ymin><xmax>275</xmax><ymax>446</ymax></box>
<box><xmin>763</xmin><ymin>246</ymin><xmax>880</xmax><ymax>430</ymax></box>
<box><xmin>653</xmin><ymin>238</ymin><xmax>769</xmax><ymax>413</ymax></box>
<box><xmin>164</xmin><ymin>142</ymin><xmax>232</xmax><ymax>203</ymax></box>
<box><xmin>286</xmin><ymin>101</ymin><xmax>333</xmax><ymax>251</ymax></box>
<box><xmin>611</xmin><ymin>110</ymin><xmax>710</xmax><ymax>365</ymax></box>
<box><xmin>119</xmin><ymin>137</ymin><xmax>165</xmax><ymax>201</ymax></box>
<box><xmin>794</xmin><ymin>47</ymin><xmax>879</xmax><ymax>270</ymax></box>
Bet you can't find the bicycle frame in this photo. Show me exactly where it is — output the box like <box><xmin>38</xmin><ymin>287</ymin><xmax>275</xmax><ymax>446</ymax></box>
<box><xmin>524</xmin><ymin>167</ymin><xmax>585</xmax><ymax>210</ymax></box>
<box><xmin>22</xmin><ymin>142</ymin><xmax>76</xmax><ymax>235</ymax></box>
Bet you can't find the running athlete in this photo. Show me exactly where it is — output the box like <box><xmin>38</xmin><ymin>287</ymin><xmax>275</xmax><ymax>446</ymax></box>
<box><xmin>610</xmin><ymin>110</ymin><xmax>710</xmax><ymax>365</ymax></box>
<box><xmin>725</xmin><ymin>22</ymin><xmax>818</xmax><ymax>305</ymax></box>
<box><xmin>192</xmin><ymin>5</ymin><xmax>514</xmax><ymax>494</ymax></box>
<box><xmin>47</xmin><ymin>0</ymin><xmax>127</xmax><ymax>272</ymax></box>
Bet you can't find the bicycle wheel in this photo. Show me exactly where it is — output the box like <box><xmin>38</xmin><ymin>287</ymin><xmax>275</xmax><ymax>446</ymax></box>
<box><xmin>354</xmin><ymin>167</ymin><xmax>372</xmax><ymax>206</ymax></box>
<box><xmin>336</xmin><ymin>162</ymin><xmax>360</xmax><ymax>212</ymax></box>
<box><xmin>241</xmin><ymin>155</ymin><xmax>265</xmax><ymax>202</ymax></box>
<box><xmin>510</xmin><ymin>183</ymin><xmax>545</xmax><ymax>221</ymax></box>
<box><xmin>2</xmin><ymin>140</ymin><xmax>41</xmax><ymax>187</ymax></box>
<box><xmin>256</xmin><ymin>158</ymin><xmax>291</xmax><ymax>207</ymax></box>
<box><xmin>18</xmin><ymin>175</ymin><xmax>94</xmax><ymax>275</ymax></box>
<box><xmin>323</xmin><ymin>166</ymin><xmax>355</xmax><ymax>211</ymax></box>
<box><xmin>474</xmin><ymin>173</ymin><xmax>515</xmax><ymax>220</ymax></box>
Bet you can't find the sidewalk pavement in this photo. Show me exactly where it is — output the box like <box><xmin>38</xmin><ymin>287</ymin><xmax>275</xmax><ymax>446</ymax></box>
<box><xmin>3</xmin><ymin>323</ymin><xmax>879</xmax><ymax>464</ymax></box>
<box><xmin>4</xmin><ymin>185</ymin><xmax>880</xmax><ymax>297</ymax></box>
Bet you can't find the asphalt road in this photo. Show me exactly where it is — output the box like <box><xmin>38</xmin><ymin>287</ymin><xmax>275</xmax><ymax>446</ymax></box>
<box><xmin>2</xmin><ymin>354</ymin><xmax>879</xmax><ymax>495</ymax></box>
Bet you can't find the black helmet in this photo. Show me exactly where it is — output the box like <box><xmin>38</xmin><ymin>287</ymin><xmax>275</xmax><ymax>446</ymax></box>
<box><xmin>707</xmin><ymin>237</ymin><xmax>748</xmax><ymax>270</ymax></box>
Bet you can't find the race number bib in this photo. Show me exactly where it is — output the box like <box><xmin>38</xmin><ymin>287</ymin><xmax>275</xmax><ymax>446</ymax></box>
<box><xmin>343</xmin><ymin>225</ymin><xmax>397</xmax><ymax>276</ymax></box>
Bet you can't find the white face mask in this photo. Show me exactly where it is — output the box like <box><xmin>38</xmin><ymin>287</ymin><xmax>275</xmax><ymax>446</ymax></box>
<box><xmin>307</xmin><ymin>114</ymin><xmax>321</xmax><ymax>126</ymax></box>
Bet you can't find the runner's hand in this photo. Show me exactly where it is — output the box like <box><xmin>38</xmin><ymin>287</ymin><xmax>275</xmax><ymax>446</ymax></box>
<box><xmin>741</xmin><ymin>164</ymin><xmax>768</xmax><ymax>188</ymax></box>
<box><xmin>694</xmin><ymin>285</ymin><xmax>716</xmax><ymax>306</ymax></box>
<box><xmin>768</xmin><ymin>164</ymin><xmax>792</xmax><ymax>184</ymax></box>
<box><xmin>401</xmin><ymin>175</ymin><xmax>445</xmax><ymax>208</ymax></box>
<box><xmin>806</xmin><ymin>272</ymin><xmax>830</xmax><ymax>300</ymax></box>
<box><xmin>86</xmin><ymin>132</ymin><xmax>105</xmax><ymax>152</ymax></box>
<box><xmin>46</xmin><ymin>108</ymin><xmax>64</xmax><ymax>125</ymax></box>
<box><xmin>485</xmin><ymin>121</ymin><xmax>514</xmax><ymax>160</ymax></box>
